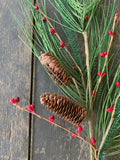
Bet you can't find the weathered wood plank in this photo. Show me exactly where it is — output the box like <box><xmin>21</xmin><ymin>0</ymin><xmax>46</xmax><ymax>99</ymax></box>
<box><xmin>32</xmin><ymin>60</ymin><xmax>89</xmax><ymax>160</ymax></box>
<box><xmin>0</xmin><ymin>0</ymin><xmax>32</xmax><ymax>159</ymax></box>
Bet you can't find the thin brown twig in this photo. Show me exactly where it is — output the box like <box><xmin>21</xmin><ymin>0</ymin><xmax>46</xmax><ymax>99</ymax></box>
<box><xmin>12</xmin><ymin>103</ymin><xmax>97</xmax><ymax>154</ymax></box>
<box><xmin>93</xmin><ymin>14</ymin><xmax>118</xmax><ymax>104</ymax></box>
<box><xmin>39</xmin><ymin>8</ymin><xmax>86</xmax><ymax>92</ymax></box>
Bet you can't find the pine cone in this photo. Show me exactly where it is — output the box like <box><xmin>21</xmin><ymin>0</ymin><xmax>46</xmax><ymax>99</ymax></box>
<box><xmin>40</xmin><ymin>93</ymin><xmax>87</xmax><ymax>126</ymax></box>
<box><xmin>40</xmin><ymin>52</ymin><xmax>71</xmax><ymax>86</ymax></box>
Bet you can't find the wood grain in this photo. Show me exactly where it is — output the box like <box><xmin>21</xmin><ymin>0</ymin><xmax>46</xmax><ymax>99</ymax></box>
<box><xmin>0</xmin><ymin>0</ymin><xmax>32</xmax><ymax>159</ymax></box>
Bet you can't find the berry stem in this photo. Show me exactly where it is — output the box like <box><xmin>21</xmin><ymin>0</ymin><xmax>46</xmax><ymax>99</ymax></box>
<box><xmin>98</xmin><ymin>93</ymin><xmax>120</xmax><ymax>159</ymax></box>
<box><xmin>11</xmin><ymin>103</ymin><xmax>97</xmax><ymax>156</ymax></box>
<box><xmin>93</xmin><ymin>14</ymin><xmax>118</xmax><ymax>104</ymax></box>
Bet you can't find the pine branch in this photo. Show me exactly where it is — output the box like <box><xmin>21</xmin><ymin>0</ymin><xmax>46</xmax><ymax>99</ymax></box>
<box><xmin>38</xmin><ymin>7</ymin><xmax>86</xmax><ymax>92</ymax></box>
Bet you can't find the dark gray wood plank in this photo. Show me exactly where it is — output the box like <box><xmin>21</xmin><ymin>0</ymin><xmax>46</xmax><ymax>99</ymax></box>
<box><xmin>0</xmin><ymin>0</ymin><xmax>32</xmax><ymax>159</ymax></box>
<box><xmin>32</xmin><ymin>60</ymin><xmax>89</xmax><ymax>160</ymax></box>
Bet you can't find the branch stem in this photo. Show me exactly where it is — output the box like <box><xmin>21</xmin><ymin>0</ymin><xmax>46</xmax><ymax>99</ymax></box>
<box><xmin>83</xmin><ymin>31</ymin><xmax>92</xmax><ymax>102</ymax></box>
<box><xmin>83</xmin><ymin>30</ymin><xmax>95</xmax><ymax>160</ymax></box>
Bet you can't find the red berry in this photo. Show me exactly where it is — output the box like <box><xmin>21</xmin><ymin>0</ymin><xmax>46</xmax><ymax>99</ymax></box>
<box><xmin>108</xmin><ymin>30</ymin><xmax>113</xmax><ymax>36</ymax></box>
<box><xmin>27</xmin><ymin>105</ymin><xmax>35</xmax><ymax>113</ymax></box>
<box><xmin>97</xmin><ymin>71</ymin><xmax>101</xmax><ymax>76</ymax></box>
<box><xmin>103</xmin><ymin>51</ymin><xmax>107</xmax><ymax>57</ymax></box>
<box><xmin>116</xmin><ymin>82</ymin><xmax>120</xmax><ymax>87</ymax></box>
<box><xmin>9</xmin><ymin>98</ymin><xmax>15</xmax><ymax>104</ymax></box>
<box><xmin>112</xmin><ymin>104</ymin><xmax>115</xmax><ymax>109</ymax></box>
<box><xmin>41</xmin><ymin>17</ymin><xmax>47</xmax><ymax>22</ymax></box>
<box><xmin>90</xmin><ymin>137</ymin><xmax>96</xmax><ymax>146</ymax></box>
<box><xmin>49</xmin><ymin>115</ymin><xmax>54</xmax><ymax>123</ymax></box>
<box><xmin>102</xmin><ymin>73</ymin><xmax>106</xmax><ymax>77</ymax></box>
<box><xmin>85</xmin><ymin>16</ymin><xmax>89</xmax><ymax>21</ymax></box>
<box><xmin>107</xmin><ymin>108</ymin><xmax>113</xmax><ymax>112</ymax></box>
<box><xmin>50</xmin><ymin>28</ymin><xmax>55</xmax><ymax>34</ymax></box>
<box><xmin>72</xmin><ymin>66</ymin><xmax>75</xmax><ymax>70</ymax></box>
<box><xmin>100</xmin><ymin>52</ymin><xmax>105</xmax><ymax>57</ymax></box>
<box><xmin>112</xmin><ymin>32</ymin><xmax>116</xmax><ymax>36</ymax></box>
<box><xmin>77</xmin><ymin>126</ymin><xmax>82</xmax><ymax>134</ymax></box>
<box><xmin>115</xmin><ymin>13</ymin><xmax>119</xmax><ymax>18</ymax></box>
<box><xmin>59</xmin><ymin>42</ymin><xmax>65</xmax><ymax>48</ymax></box>
<box><xmin>71</xmin><ymin>133</ymin><xmax>77</xmax><ymax>137</ymax></box>
<box><xmin>92</xmin><ymin>90</ymin><xmax>96</xmax><ymax>96</ymax></box>
<box><xmin>14</xmin><ymin>96</ymin><xmax>20</xmax><ymax>104</ymax></box>
<box><xmin>35</xmin><ymin>6</ymin><xmax>39</xmax><ymax>10</ymax></box>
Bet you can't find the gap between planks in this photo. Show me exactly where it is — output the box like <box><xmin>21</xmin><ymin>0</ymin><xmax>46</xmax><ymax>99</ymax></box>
<box><xmin>28</xmin><ymin>0</ymin><xmax>36</xmax><ymax>159</ymax></box>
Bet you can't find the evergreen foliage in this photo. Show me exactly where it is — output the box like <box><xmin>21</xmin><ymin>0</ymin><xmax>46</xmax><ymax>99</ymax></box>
<box><xmin>10</xmin><ymin>0</ymin><xmax>120</xmax><ymax>159</ymax></box>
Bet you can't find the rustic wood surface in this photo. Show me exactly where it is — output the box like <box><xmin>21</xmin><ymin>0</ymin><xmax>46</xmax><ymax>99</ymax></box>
<box><xmin>0</xmin><ymin>0</ymin><xmax>120</xmax><ymax>160</ymax></box>
<box><xmin>0</xmin><ymin>0</ymin><xmax>32</xmax><ymax>160</ymax></box>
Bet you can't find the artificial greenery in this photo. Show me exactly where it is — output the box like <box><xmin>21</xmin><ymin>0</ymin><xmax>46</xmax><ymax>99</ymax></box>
<box><xmin>10</xmin><ymin>0</ymin><xmax>120</xmax><ymax>159</ymax></box>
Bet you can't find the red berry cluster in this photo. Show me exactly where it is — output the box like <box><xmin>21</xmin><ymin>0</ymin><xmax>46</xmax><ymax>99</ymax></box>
<box><xmin>34</xmin><ymin>6</ymin><xmax>39</xmax><ymax>10</ymax></box>
<box><xmin>116</xmin><ymin>82</ymin><xmax>120</xmax><ymax>87</ymax></box>
<box><xmin>90</xmin><ymin>137</ymin><xmax>96</xmax><ymax>147</ymax></box>
<box><xmin>108</xmin><ymin>30</ymin><xmax>116</xmax><ymax>36</ymax></box>
<box><xmin>48</xmin><ymin>115</ymin><xmax>55</xmax><ymax>123</ymax></box>
<box><xmin>27</xmin><ymin>104</ymin><xmax>35</xmax><ymax>113</ymax></box>
<box><xmin>106</xmin><ymin>82</ymin><xmax>120</xmax><ymax>113</ymax></box>
<box><xmin>77</xmin><ymin>126</ymin><xmax>82</xmax><ymax>134</ymax></box>
<box><xmin>71</xmin><ymin>126</ymin><xmax>83</xmax><ymax>137</ymax></box>
<box><xmin>97</xmin><ymin>71</ymin><xmax>106</xmax><ymax>77</ymax></box>
<box><xmin>72</xmin><ymin>66</ymin><xmax>76</xmax><ymax>70</ymax></box>
<box><xmin>107</xmin><ymin>104</ymin><xmax>115</xmax><ymax>112</ymax></box>
<box><xmin>59</xmin><ymin>42</ymin><xmax>65</xmax><ymax>48</ymax></box>
<box><xmin>85</xmin><ymin>15</ymin><xmax>89</xmax><ymax>21</ymax></box>
<box><xmin>108</xmin><ymin>13</ymin><xmax>119</xmax><ymax>36</ymax></box>
<box><xmin>113</xmin><ymin>13</ymin><xmax>119</xmax><ymax>23</ymax></box>
<box><xmin>50</xmin><ymin>28</ymin><xmax>55</xmax><ymax>34</ymax></box>
<box><xmin>41</xmin><ymin>17</ymin><xmax>47</xmax><ymax>22</ymax></box>
<box><xmin>100</xmin><ymin>51</ymin><xmax>107</xmax><ymax>57</ymax></box>
<box><xmin>9</xmin><ymin>97</ymin><xmax>20</xmax><ymax>104</ymax></box>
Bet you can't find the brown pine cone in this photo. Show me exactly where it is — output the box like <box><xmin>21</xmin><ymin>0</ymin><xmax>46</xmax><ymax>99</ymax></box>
<box><xmin>40</xmin><ymin>93</ymin><xmax>87</xmax><ymax>126</ymax></box>
<box><xmin>40</xmin><ymin>52</ymin><xmax>71</xmax><ymax>86</ymax></box>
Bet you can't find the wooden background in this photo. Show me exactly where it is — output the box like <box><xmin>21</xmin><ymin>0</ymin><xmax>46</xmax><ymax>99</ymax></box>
<box><xmin>0</xmin><ymin>0</ymin><xmax>120</xmax><ymax>160</ymax></box>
